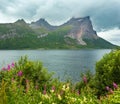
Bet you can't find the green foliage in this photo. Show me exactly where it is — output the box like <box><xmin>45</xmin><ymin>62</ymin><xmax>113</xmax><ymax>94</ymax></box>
<box><xmin>0</xmin><ymin>53</ymin><xmax>120</xmax><ymax>103</ymax></box>
<box><xmin>1</xmin><ymin>56</ymin><xmax>53</xmax><ymax>89</ymax></box>
<box><xmin>75</xmin><ymin>70</ymin><xmax>93</xmax><ymax>90</ymax></box>
<box><xmin>101</xmin><ymin>87</ymin><xmax>120</xmax><ymax>103</ymax></box>
<box><xmin>0</xmin><ymin>56</ymin><xmax>99</xmax><ymax>104</ymax></box>
<box><xmin>95</xmin><ymin>50</ymin><xmax>120</xmax><ymax>96</ymax></box>
<box><xmin>0</xmin><ymin>25</ymin><xmax>74</xmax><ymax>49</ymax></box>
<box><xmin>83</xmin><ymin>38</ymin><xmax>116</xmax><ymax>49</ymax></box>
<box><xmin>0</xmin><ymin>80</ymin><xmax>7</xmax><ymax>104</ymax></box>
<box><xmin>35</xmin><ymin>25</ymin><xmax>73</xmax><ymax>49</ymax></box>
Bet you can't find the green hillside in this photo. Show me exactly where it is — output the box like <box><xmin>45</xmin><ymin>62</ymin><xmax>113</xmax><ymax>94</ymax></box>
<box><xmin>0</xmin><ymin>19</ymin><xmax>118</xmax><ymax>49</ymax></box>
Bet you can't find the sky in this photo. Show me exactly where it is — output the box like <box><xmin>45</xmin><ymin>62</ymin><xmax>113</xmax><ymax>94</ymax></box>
<box><xmin>0</xmin><ymin>0</ymin><xmax>120</xmax><ymax>46</ymax></box>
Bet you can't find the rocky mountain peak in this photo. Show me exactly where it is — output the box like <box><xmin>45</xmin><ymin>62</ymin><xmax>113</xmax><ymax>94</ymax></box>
<box><xmin>35</xmin><ymin>18</ymin><xmax>48</xmax><ymax>25</ymax></box>
<box><xmin>15</xmin><ymin>19</ymin><xmax>26</xmax><ymax>24</ymax></box>
<box><xmin>31</xmin><ymin>18</ymin><xmax>56</xmax><ymax>30</ymax></box>
<box><xmin>66</xmin><ymin>16</ymin><xmax>99</xmax><ymax>45</ymax></box>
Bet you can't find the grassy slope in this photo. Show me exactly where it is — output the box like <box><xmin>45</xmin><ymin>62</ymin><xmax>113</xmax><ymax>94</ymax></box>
<box><xmin>83</xmin><ymin>38</ymin><xmax>117</xmax><ymax>49</ymax></box>
<box><xmin>0</xmin><ymin>23</ymin><xmax>117</xmax><ymax>49</ymax></box>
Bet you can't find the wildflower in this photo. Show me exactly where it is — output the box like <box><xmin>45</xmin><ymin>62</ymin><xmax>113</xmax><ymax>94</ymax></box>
<box><xmin>18</xmin><ymin>71</ymin><xmax>23</xmax><ymax>76</ymax></box>
<box><xmin>113</xmin><ymin>82</ymin><xmax>118</xmax><ymax>89</ymax></box>
<box><xmin>42</xmin><ymin>84</ymin><xmax>47</xmax><ymax>94</ymax></box>
<box><xmin>26</xmin><ymin>79</ymin><xmax>29</xmax><ymax>83</ymax></box>
<box><xmin>11</xmin><ymin>62</ymin><xmax>15</xmax><ymax>67</ymax></box>
<box><xmin>43</xmin><ymin>90</ymin><xmax>46</xmax><ymax>95</ymax></box>
<box><xmin>7</xmin><ymin>64</ymin><xmax>11</xmax><ymax>71</ymax></box>
<box><xmin>50</xmin><ymin>86</ymin><xmax>55</xmax><ymax>93</ymax></box>
<box><xmin>52</xmin><ymin>86</ymin><xmax>55</xmax><ymax>91</ymax></box>
<box><xmin>109</xmin><ymin>88</ymin><xmax>114</xmax><ymax>94</ymax></box>
<box><xmin>2</xmin><ymin>67</ymin><xmax>6</xmax><ymax>71</ymax></box>
<box><xmin>83</xmin><ymin>76</ymin><xmax>87</xmax><ymax>84</ymax></box>
<box><xmin>76</xmin><ymin>90</ymin><xmax>80</xmax><ymax>95</ymax></box>
<box><xmin>106</xmin><ymin>86</ymin><xmax>110</xmax><ymax>91</ymax></box>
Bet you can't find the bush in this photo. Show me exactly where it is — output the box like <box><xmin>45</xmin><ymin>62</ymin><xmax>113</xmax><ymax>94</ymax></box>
<box><xmin>101</xmin><ymin>87</ymin><xmax>120</xmax><ymax>103</ymax></box>
<box><xmin>1</xmin><ymin>54</ymin><xmax>120</xmax><ymax>103</ymax></box>
<box><xmin>95</xmin><ymin>49</ymin><xmax>120</xmax><ymax>96</ymax></box>
<box><xmin>0</xmin><ymin>56</ymin><xmax>100</xmax><ymax>104</ymax></box>
<box><xmin>0</xmin><ymin>56</ymin><xmax>53</xmax><ymax>91</ymax></box>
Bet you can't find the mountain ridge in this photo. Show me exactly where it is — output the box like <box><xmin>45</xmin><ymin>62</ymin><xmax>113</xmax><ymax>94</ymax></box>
<box><xmin>0</xmin><ymin>16</ymin><xmax>118</xmax><ymax>49</ymax></box>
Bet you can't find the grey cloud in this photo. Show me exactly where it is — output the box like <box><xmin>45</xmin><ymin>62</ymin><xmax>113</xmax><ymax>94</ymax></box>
<box><xmin>98</xmin><ymin>28</ymin><xmax>120</xmax><ymax>46</ymax></box>
<box><xmin>0</xmin><ymin>0</ymin><xmax>120</xmax><ymax>30</ymax></box>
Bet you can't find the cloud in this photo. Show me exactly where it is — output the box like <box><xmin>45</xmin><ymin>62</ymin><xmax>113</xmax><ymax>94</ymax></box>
<box><xmin>98</xmin><ymin>28</ymin><xmax>120</xmax><ymax>46</ymax></box>
<box><xmin>0</xmin><ymin>0</ymin><xmax>119</xmax><ymax>29</ymax></box>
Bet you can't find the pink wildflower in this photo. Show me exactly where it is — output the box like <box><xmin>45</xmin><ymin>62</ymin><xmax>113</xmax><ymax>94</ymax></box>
<box><xmin>2</xmin><ymin>67</ymin><xmax>6</xmax><ymax>71</ymax></box>
<box><xmin>43</xmin><ymin>85</ymin><xmax>47</xmax><ymax>94</ymax></box>
<box><xmin>83</xmin><ymin>76</ymin><xmax>87</xmax><ymax>84</ymax></box>
<box><xmin>106</xmin><ymin>86</ymin><xmax>110</xmax><ymax>91</ymax></box>
<box><xmin>18</xmin><ymin>71</ymin><xmax>23</xmax><ymax>76</ymax></box>
<box><xmin>43</xmin><ymin>90</ymin><xmax>46</xmax><ymax>95</ymax></box>
<box><xmin>76</xmin><ymin>90</ymin><xmax>80</xmax><ymax>95</ymax></box>
<box><xmin>113</xmin><ymin>82</ymin><xmax>118</xmax><ymax>89</ymax></box>
<box><xmin>26</xmin><ymin>79</ymin><xmax>29</xmax><ymax>83</ymax></box>
<box><xmin>11</xmin><ymin>62</ymin><xmax>15</xmax><ymax>67</ymax></box>
<box><xmin>7</xmin><ymin>64</ymin><xmax>11</xmax><ymax>71</ymax></box>
<box><xmin>109</xmin><ymin>88</ymin><xmax>114</xmax><ymax>94</ymax></box>
<box><xmin>52</xmin><ymin>86</ymin><xmax>55</xmax><ymax>91</ymax></box>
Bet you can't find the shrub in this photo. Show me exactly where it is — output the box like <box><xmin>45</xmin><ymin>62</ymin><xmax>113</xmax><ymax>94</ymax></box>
<box><xmin>0</xmin><ymin>56</ymin><xmax>100</xmax><ymax>104</ymax></box>
<box><xmin>95</xmin><ymin>49</ymin><xmax>120</xmax><ymax>96</ymax></box>
<box><xmin>1</xmin><ymin>54</ymin><xmax>119</xmax><ymax>103</ymax></box>
<box><xmin>0</xmin><ymin>56</ymin><xmax>53</xmax><ymax>91</ymax></box>
<box><xmin>101</xmin><ymin>87</ymin><xmax>120</xmax><ymax>103</ymax></box>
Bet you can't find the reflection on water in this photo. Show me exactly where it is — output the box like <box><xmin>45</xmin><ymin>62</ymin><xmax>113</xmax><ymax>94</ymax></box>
<box><xmin>0</xmin><ymin>49</ymin><xmax>111</xmax><ymax>82</ymax></box>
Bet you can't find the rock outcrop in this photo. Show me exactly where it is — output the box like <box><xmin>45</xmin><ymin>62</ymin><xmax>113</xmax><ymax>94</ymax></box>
<box><xmin>65</xmin><ymin>16</ymin><xmax>99</xmax><ymax>45</ymax></box>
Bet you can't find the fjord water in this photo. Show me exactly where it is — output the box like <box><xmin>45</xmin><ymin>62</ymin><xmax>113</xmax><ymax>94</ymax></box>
<box><xmin>0</xmin><ymin>49</ymin><xmax>111</xmax><ymax>82</ymax></box>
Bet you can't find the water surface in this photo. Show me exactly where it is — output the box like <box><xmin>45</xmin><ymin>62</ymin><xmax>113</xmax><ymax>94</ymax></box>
<box><xmin>0</xmin><ymin>49</ymin><xmax>111</xmax><ymax>82</ymax></box>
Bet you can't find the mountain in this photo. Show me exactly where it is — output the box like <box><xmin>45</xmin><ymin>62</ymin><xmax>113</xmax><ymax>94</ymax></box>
<box><xmin>0</xmin><ymin>19</ymin><xmax>34</xmax><ymax>39</ymax></box>
<box><xmin>0</xmin><ymin>17</ymin><xmax>118</xmax><ymax>49</ymax></box>
<box><xmin>63</xmin><ymin>16</ymin><xmax>98</xmax><ymax>45</ymax></box>
<box><xmin>30</xmin><ymin>18</ymin><xmax>56</xmax><ymax>30</ymax></box>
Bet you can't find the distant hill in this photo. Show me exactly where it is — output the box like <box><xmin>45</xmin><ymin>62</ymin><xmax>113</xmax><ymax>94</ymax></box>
<box><xmin>0</xmin><ymin>16</ymin><xmax>118</xmax><ymax>49</ymax></box>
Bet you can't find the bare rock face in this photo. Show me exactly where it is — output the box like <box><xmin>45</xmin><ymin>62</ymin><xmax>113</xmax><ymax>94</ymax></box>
<box><xmin>65</xmin><ymin>16</ymin><xmax>99</xmax><ymax>45</ymax></box>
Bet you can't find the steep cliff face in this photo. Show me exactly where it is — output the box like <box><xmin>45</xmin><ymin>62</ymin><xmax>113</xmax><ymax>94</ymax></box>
<box><xmin>65</xmin><ymin>16</ymin><xmax>99</xmax><ymax>45</ymax></box>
